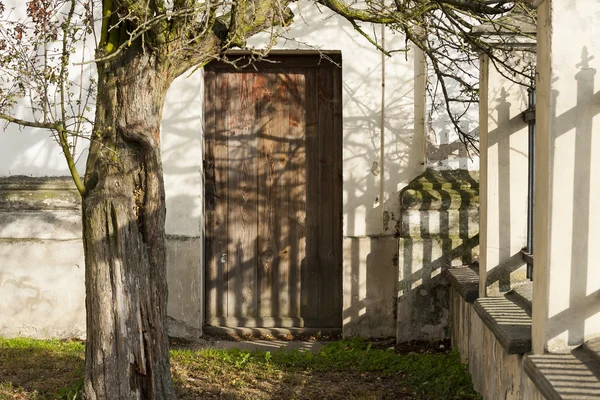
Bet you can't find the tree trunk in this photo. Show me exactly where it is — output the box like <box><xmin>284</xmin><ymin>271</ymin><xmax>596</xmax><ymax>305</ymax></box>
<box><xmin>82</xmin><ymin>49</ymin><xmax>176</xmax><ymax>399</ymax></box>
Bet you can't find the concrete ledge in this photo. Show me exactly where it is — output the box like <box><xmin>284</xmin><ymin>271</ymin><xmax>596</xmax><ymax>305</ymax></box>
<box><xmin>406</xmin><ymin>169</ymin><xmax>479</xmax><ymax>191</ymax></box>
<box><xmin>343</xmin><ymin>236</ymin><xmax>397</xmax><ymax>338</ymax></box>
<box><xmin>473</xmin><ymin>295</ymin><xmax>532</xmax><ymax>354</ymax></box>
<box><xmin>168</xmin><ymin>316</ymin><xmax>203</xmax><ymax>340</ymax></box>
<box><xmin>525</xmin><ymin>348</ymin><xmax>600</xmax><ymax>400</ymax></box>
<box><xmin>0</xmin><ymin>176</ymin><xmax>82</xmax><ymax>239</ymax></box>
<box><xmin>445</xmin><ymin>265</ymin><xmax>479</xmax><ymax>303</ymax></box>
<box><xmin>166</xmin><ymin>236</ymin><xmax>203</xmax><ymax>334</ymax></box>
<box><xmin>0</xmin><ymin>188</ymin><xmax>80</xmax><ymax>211</ymax></box>
<box><xmin>0</xmin><ymin>176</ymin><xmax>77</xmax><ymax>190</ymax></box>
<box><xmin>401</xmin><ymin>188</ymin><xmax>479</xmax><ymax>211</ymax></box>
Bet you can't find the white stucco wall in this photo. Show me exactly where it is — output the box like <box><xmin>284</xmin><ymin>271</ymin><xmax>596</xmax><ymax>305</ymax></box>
<box><xmin>533</xmin><ymin>0</ymin><xmax>600</xmax><ymax>353</ymax></box>
<box><xmin>244</xmin><ymin>1</ymin><xmax>424</xmax><ymax>237</ymax></box>
<box><xmin>0</xmin><ymin>0</ymin><xmax>94</xmax><ymax>177</ymax></box>
<box><xmin>0</xmin><ymin>1</ymin><xmax>427</xmax><ymax>338</ymax></box>
<box><xmin>162</xmin><ymin>70</ymin><xmax>205</xmax><ymax>238</ymax></box>
<box><xmin>0</xmin><ymin>1</ymin><xmax>424</xmax><ymax>239</ymax></box>
<box><xmin>426</xmin><ymin>60</ymin><xmax>480</xmax><ymax>171</ymax></box>
<box><xmin>161</xmin><ymin>2</ymin><xmax>425</xmax><ymax>337</ymax></box>
<box><xmin>479</xmin><ymin>52</ymin><xmax>532</xmax><ymax>296</ymax></box>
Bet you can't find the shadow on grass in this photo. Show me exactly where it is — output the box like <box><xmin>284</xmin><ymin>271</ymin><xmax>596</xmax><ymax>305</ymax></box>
<box><xmin>1</xmin><ymin>338</ymin><xmax>479</xmax><ymax>400</ymax></box>
<box><xmin>171</xmin><ymin>339</ymin><xmax>479</xmax><ymax>400</ymax></box>
<box><xmin>0</xmin><ymin>338</ymin><xmax>85</xmax><ymax>399</ymax></box>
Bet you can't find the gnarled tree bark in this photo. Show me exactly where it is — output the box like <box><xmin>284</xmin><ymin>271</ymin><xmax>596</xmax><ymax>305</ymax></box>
<box><xmin>80</xmin><ymin>0</ymin><xmax>291</xmax><ymax>398</ymax></box>
<box><xmin>82</xmin><ymin>49</ymin><xmax>175</xmax><ymax>399</ymax></box>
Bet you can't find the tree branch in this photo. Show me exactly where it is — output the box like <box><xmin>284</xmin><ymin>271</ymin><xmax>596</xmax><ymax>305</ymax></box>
<box><xmin>0</xmin><ymin>114</ymin><xmax>60</xmax><ymax>130</ymax></box>
<box><xmin>0</xmin><ymin>114</ymin><xmax>86</xmax><ymax>195</ymax></box>
<box><xmin>317</xmin><ymin>0</ymin><xmax>397</xmax><ymax>23</ymax></box>
<box><xmin>169</xmin><ymin>0</ymin><xmax>294</xmax><ymax>76</ymax></box>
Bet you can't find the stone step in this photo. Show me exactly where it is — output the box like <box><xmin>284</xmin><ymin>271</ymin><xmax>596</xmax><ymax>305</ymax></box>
<box><xmin>400</xmin><ymin>209</ymin><xmax>479</xmax><ymax>239</ymax></box>
<box><xmin>525</xmin><ymin>347</ymin><xmax>600</xmax><ymax>400</ymax></box>
<box><xmin>474</xmin><ymin>294</ymin><xmax>532</xmax><ymax>355</ymax></box>
<box><xmin>400</xmin><ymin>188</ymin><xmax>479</xmax><ymax>211</ymax></box>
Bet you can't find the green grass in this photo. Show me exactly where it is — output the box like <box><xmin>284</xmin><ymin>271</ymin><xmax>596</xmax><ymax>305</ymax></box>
<box><xmin>0</xmin><ymin>337</ymin><xmax>479</xmax><ymax>399</ymax></box>
<box><xmin>0</xmin><ymin>338</ymin><xmax>84</xmax><ymax>399</ymax></box>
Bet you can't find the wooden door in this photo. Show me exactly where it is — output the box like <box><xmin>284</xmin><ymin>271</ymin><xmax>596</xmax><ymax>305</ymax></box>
<box><xmin>204</xmin><ymin>54</ymin><xmax>342</xmax><ymax>328</ymax></box>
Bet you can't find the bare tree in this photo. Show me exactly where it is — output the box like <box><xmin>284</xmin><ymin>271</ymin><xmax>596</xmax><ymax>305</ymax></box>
<box><xmin>0</xmin><ymin>0</ymin><xmax>535</xmax><ymax>398</ymax></box>
<box><xmin>316</xmin><ymin>0</ymin><xmax>536</xmax><ymax>152</ymax></box>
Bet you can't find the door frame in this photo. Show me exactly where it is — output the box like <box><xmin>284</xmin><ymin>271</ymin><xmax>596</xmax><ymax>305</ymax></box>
<box><xmin>202</xmin><ymin>51</ymin><xmax>344</xmax><ymax>329</ymax></box>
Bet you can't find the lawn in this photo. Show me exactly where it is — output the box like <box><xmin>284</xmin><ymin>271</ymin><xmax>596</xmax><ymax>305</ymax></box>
<box><xmin>0</xmin><ymin>337</ymin><xmax>479</xmax><ymax>399</ymax></box>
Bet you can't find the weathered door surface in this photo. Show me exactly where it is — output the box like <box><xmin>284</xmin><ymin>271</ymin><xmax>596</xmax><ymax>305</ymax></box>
<box><xmin>204</xmin><ymin>54</ymin><xmax>342</xmax><ymax>328</ymax></box>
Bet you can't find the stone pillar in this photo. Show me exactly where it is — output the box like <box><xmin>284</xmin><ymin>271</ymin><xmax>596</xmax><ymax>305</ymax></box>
<box><xmin>397</xmin><ymin>170</ymin><xmax>479</xmax><ymax>342</ymax></box>
<box><xmin>532</xmin><ymin>0</ymin><xmax>600</xmax><ymax>354</ymax></box>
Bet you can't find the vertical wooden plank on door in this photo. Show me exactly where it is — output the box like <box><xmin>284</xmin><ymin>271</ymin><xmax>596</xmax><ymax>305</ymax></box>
<box><xmin>331</xmin><ymin>61</ymin><xmax>343</xmax><ymax>327</ymax></box>
<box><xmin>227</xmin><ymin>72</ymin><xmax>258</xmax><ymax>320</ymax></box>
<box><xmin>206</xmin><ymin>70</ymin><xmax>230</xmax><ymax>323</ymax></box>
<box><xmin>204</xmin><ymin>68</ymin><xmax>216</xmax><ymax>323</ymax></box>
<box><xmin>317</xmin><ymin>62</ymin><xmax>337</xmax><ymax>325</ymax></box>
<box><xmin>206</xmin><ymin>55</ymin><xmax>342</xmax><ymax>328</ymax></box>
<box><xmin>302</xmin><ymin>67</ymin><xmax>319</xmax><ymax>322</ymax></box>
<box><xmin>257</xmin><ymin>72</ymin><xmax>277</xmax><ymax>319</ymax></box>
<box><xmin>288</xmin><ymin>70</ymin><xmax>307</xmax><ymax>319</ymax></box>
<box><xmin>276</xmin><ymin>71</ymin><xmax>292</xmax><ymax>318</ymax></box>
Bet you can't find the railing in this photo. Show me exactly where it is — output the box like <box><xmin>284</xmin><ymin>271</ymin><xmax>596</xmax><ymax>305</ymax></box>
<box><xmin>521</xmin><ymin>82</ymin><xmax>536</xmax><ymax>280</ymax></box>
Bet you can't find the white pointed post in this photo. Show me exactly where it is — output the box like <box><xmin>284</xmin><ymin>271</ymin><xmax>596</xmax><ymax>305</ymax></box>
<box><xmin>532</xmin><ymin>0</ymin><xmax>600</xmax><ymax>354</ymax></box>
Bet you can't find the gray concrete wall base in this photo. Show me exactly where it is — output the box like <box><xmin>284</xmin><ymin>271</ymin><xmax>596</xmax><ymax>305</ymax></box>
<box><xmin>0</xmin><ymin>177</ymin><xmax>203</xmax><ymax>340</ymax></box>
<box><xmin>343</xmin><ymin>236</ymin><xmax>398</xmax><ymax>338</ymax></box>
<box><xmin>0</xmin><ymin>235</ymin><xmax>204</xmax><ymax>339</ymax></box>
<box><xmin>166</xmin><ymin>236</ymin><xmax>203</xmax><ymax>336</ymax></box>
<box><xmin>396</xmin><ymin>272</ymin><xmax>449</xmax><ymax>342</ymax></box>
<box><xmin>450</xmin><ymin>288</ymin><xmax>544</xmax><ymax>400</ymax></box>
<box><xmin>396</xmin><ymin>236</ymin><xmax>478</xmax><ymax>342</ymax></box>
<box><xmin>168</xmin><ymin>316</ymin><xmax>203</xmax><ymax>340</ymax></box>
<box><xmin>0</xmin><ymin>239</ymin><xmax>86</xmax><ymax>339</ymax></box>
<box><xmin>0</xmin><ymin>177</ymin><xmax>86</xmax><ymax>339</ymax></box>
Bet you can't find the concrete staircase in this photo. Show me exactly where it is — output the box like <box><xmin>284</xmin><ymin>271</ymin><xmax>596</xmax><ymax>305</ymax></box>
<box><xmin>396</xmin><ymin>169</ymin><xmax>479</xmax><ymax>342</ymax></box>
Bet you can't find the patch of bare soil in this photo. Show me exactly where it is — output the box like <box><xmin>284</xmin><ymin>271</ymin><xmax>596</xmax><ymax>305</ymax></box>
<box><xmin>169</xmin><ymin>331</ymin><xmax>342</xmax><ymax>350</ymax></box>
<box><xmin>171</xmin><ymin>337</ymin><xmax>455</xmax><ymax>400</ymax></box>
<box><xmin>174</xmin><ymin>369</ymin><xmax>414</xmax><ymax>400</ymax></box>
